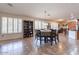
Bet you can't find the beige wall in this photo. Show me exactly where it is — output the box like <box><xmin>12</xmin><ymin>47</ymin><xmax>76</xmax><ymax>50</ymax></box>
<box><xmin>0</xmin><ymin>33</ymin><xmax>23</xmax><ymax>40</ymax></box>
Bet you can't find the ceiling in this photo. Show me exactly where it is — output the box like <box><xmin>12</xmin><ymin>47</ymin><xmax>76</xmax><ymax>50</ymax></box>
<box><xmin>0</xmin><ymin>3</ymin><xmax>79</xmax><ymax>20</ymax></box>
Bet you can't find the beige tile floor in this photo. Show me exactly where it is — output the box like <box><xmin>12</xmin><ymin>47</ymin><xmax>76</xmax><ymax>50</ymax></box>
<box><xmin>0</xmin><ymin>33</ymin><xmax>79</xmax><ymax>55</ymax></box>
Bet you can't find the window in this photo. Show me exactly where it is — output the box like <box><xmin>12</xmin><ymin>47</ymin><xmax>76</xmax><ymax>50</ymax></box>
<box><xmin>14</xmin><ymin>18</ymin><xmax>18</xmax><ymax>33</ymax></box>
<box><xmin>35</xmin><ymin>20</ymin><xmax>48</xmax><ymax>29</ymax></box>
<box><xmin>1</xmin><ymin>17</ymin><xmax>22</xmax><ymax>34</ymax></box>
<box><xmin>35</xmin><ymin>20</ymin><xmax>42</xmax><ymax>29</ymax></box>
<box><xmin>42</xmin><ymin>22</ymin><xmax>48</xmax><ymax>29</ymax></box>
<box><xmin>2</xmin><ymin>17</ymin><xmax>7</xmax><ymax>33</ymax></box>
<box><xmin>18</xmin><ymin>19</ymin><xmax>22</xmax><ymax>32</ymax></box>
<box><xmin>35</xmin><ymin>20</ymin><xmax>39</xmax><ymax>29</ymax></box>
<box><xmin>8</xmin><ymin>18</ymin><xmax>13</xmax><ymax>33</ymax></box>
<box><xmin>38</xmin><ymin>20</ymin><xmax>42</xmax><ymax>29</ymax></box>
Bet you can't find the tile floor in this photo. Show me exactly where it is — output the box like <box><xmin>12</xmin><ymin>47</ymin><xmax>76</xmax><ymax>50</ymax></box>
<box><xmin>0</xmin><ymin>33</ymin><xmax>79</xmax><ymax>55</ymax></box>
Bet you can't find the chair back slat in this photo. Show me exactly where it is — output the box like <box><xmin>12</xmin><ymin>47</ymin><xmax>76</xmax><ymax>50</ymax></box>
<box><xmin>51</xmin><ymin>29</ymin><xmax>57</xmax><ymax>37</ymax></box>
<box><xmin>36</xmin><ymin>30</ymin><xmax>41</xmax><ymax>37</ymax></box>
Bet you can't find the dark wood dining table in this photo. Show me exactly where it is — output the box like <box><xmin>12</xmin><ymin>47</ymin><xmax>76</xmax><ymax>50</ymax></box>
<box><xmin>40</xmin><ymin>29</ymin><xmax>59</xmax><ymax>44</ymax></box>
<box><xmin>40</xmin><ymin>30</ymin><xmax>51</xmax><ymax>43</ymax></box>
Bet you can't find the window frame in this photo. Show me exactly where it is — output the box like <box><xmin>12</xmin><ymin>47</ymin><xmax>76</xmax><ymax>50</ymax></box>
<box><xmin>1</xmin><ymin>17</ymin><xmax>23</xmax><ymax>34</ymax></box>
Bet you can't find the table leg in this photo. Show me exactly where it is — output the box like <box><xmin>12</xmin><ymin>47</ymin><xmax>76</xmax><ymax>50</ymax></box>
<box><xmin>44</xmin><ymin>36</ymin><xmax>47</xmax><ymax>43</ymax></box>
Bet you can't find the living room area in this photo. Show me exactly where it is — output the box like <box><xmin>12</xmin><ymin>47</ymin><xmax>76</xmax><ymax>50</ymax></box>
<box><xmin>0</xmin><ymin>3</ymin><xmax>79</xmax><ymax>55</ymax></box>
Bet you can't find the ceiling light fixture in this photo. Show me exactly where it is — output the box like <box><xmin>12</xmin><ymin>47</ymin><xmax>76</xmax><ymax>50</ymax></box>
<box><xmin>48</xmin><ymin>14</ymin><xmax>50</xmax><ymax>16</ymax></box>
<box><xmin>7</xmin><ymin>3</ymin><xmax>13</xmax><ymax>7</ymax></box>
<box><xmin>44</xmin><ymin>10</ymin><xmax>47</xmax><ymax>14</ymax></box>
<box><xmin>44</xmin><ymin>10</ymin><xmax>50</xmax><ymax>19</ymax></box>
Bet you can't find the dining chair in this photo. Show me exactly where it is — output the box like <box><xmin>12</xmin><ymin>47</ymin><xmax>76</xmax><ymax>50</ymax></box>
<box><xmin>50</xmin><ymin>29</ymin><xmax>59</xmax><ymax>45</ymax></box>
<box><xmin>35</xmin><ymin>30</ymin><xmax>42</xmax><ymax>44</ymax></box>
<box><xmin>36</xmin><ymin>30</ymin><xmax>47</xmax><ymax>45</ymax></box>
<box><xmin>56</xmin><ymin>30</ymin><xmax>59</xmax><ymax>42</ymax></box>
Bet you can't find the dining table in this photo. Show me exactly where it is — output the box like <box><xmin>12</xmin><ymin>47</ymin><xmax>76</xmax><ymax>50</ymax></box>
<box><xmin>36</xmin><ymin>29</ymin><xmax>59</xmax><ymax>45</ymax></box>
<box><xmin>40</xmin><ymin>30</ymin><xmax>51</xmax><ymax>43</ymax></box>
<box><xmin>39</xmin><ymin>29</ymin><xmax>59</xmax><ymax>44</ymax></box>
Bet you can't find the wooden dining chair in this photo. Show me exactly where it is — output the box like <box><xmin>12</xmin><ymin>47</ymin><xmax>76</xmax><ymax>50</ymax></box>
<box><xmin>35</xmin><ymin>30</ymin><xmax>42</xmax><ymax>45</ymax></box>
<box><xmin>56</xmin><ymin>30</ymin><xmax>59</xmax><ymax>42</ymax></box>
<box><xmin>50</xmin><ymin>29</ymin><xmax>59</xmax><ymax>45</ymax></box>
<box><xmin>36</xmin><ymin>30</ymin><xmax>46</xmax><ymax>45</ymax></box>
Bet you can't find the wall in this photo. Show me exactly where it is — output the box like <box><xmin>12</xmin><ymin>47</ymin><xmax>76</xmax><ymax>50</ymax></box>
<box><xmin>0</xmin><ymin>12</ymin><xmax>34</xmax><ymax>40</ymax></box>
<box><xmin>0</xmin><ymin>33</ymin><xmax>23</xmax><ymax>40</ymax></box>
